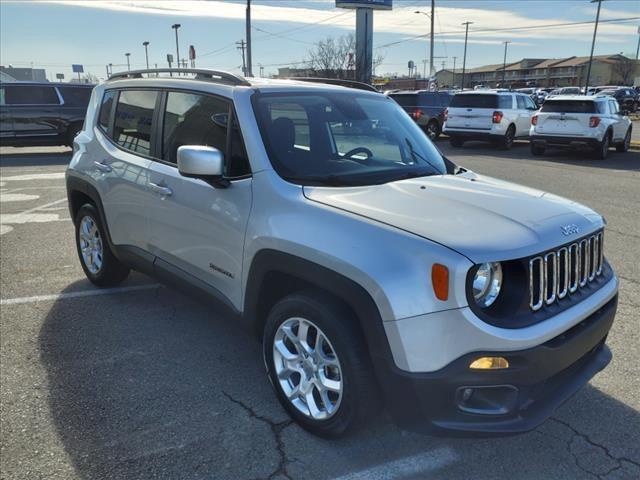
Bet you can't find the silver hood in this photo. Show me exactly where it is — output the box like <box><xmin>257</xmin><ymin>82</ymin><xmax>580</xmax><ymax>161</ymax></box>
<box><xmin>303</xmin><ymin>171</ymin><xmax>604</xmax><ymax>263</ymax></box>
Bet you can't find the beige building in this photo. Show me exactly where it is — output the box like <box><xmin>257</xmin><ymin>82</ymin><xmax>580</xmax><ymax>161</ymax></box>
<box><xmin>433</xmin><ymin>54</ymin><xmax>638</xmax><ymax>89</ymax></box>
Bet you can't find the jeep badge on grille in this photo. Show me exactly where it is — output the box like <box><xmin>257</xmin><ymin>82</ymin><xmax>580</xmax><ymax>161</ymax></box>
<box><xmin>561</xmin><ymin>224</ymin><xmax>580</xmax><ymax>236</ymax></box>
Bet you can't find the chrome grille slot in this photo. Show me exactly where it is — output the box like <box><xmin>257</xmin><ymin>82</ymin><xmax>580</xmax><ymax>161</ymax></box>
<box><xmin>528</xmin><ymin>231</ymin><xmax>604</xmax><ymax>311</ymax></box>
<box><xmin>557</xmin><ymin>247</ymin><xmax>569</xmax><ymax>299</ymax></box>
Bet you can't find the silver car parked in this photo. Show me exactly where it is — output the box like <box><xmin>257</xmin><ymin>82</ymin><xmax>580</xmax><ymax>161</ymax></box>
<box><xmin>66</xmin><ymin>69</ymin><xmax>618</xmax><ymax>437</ymax></box>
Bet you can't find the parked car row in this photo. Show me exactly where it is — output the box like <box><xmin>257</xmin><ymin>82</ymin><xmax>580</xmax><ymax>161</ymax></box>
<box><xmin>0</xmin><ymin>81</ymin><xmax>94</xmax><ymax>147</ymax></box>
<box><xmin>442</xmin><ymin>91</ymin><xmax>632</xmax><ymax>159</ymax></box>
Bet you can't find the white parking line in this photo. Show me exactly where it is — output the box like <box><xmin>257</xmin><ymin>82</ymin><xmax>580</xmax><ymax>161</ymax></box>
<box><xmin>1</xmin><ymin>172</ymin><xmax>66</xmax><ymax>181</ymax></box>
<box><xmin>0</xmin><ymin>197</ymin><xmax>69</xmax><ymax>234</ymax></box>
<box><xmin>0</xmin><ymin>193</ymin><xmax>40</xmax><ymax>202</ymax></box>
<box><xmin>329</xmin><ymin>448</ymin><xmax>457</xmax><ymax>480</ymax></box>
<box><xmin>0</xmin><ymin>284</ymin><xmax>161</xmax><ymax>306</ymax></box>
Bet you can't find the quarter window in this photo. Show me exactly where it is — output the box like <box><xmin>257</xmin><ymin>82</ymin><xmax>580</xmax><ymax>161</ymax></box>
<box><xmin>4</xmin><ymin>85</ymin><xmax>59</xmax><ymax>105</ymax></box>
<box><xmin>98</xmin><ymin>90</ymin><xmax>116</xmax><ymax>131</ymax></box>
<box><xmin>113</xmin><ymin>90</ymin><xmax>157</xmax><ymax>156</ymax></box>
<box><xmin>58</xmin><ymin>86</ymin><xmax>92</xmax><ymax>107</ymax></box>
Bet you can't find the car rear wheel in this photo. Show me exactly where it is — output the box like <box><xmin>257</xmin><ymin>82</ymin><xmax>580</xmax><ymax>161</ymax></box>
<box><xmin>615</xmin><ymin>128</ymin><xmax>631</xmax><ymax>153</ymax></box>
<box><xmin>449</xmin><ymin>136</ymin><xmax>464</xmax><ymax>148</ymax></box>
<box><xmin>500</xmin><ymin>125</ymin><xmax>516</xmax><ymax>150</ymax></box>
<box><xmin>531</xmin><ymin>143</ymin><xmax>545</xmax><ymax>156</ymax></box>
<box><xmin>74</xmin><ymin>204</ymin><xmax>130</xmax><ymax>286</ymax></box>
<box><xmin>595</xmin><ymin>132</ymin><xmax>611</xmax><ymax>160</ymax></box>
<box><xmin>263</xmin><ymin>291</ymin><xmax>378</xmax><ymax>438</ymax></box>
<box><xmin>425</xmin><ymin>120</ymin><xmax>440</xmax><ymax>140</ymax></box>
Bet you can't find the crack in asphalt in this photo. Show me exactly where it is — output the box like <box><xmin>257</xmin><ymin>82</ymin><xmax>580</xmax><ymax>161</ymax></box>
<box><xmin>545</xmin><ymin>417</ymin><xmax>640</xmax><ymax>479</ymax></box>
<box><xmin>222</xmin><ymin>391</ymin><xmax>294</xmax><ymax>480</ymax></box>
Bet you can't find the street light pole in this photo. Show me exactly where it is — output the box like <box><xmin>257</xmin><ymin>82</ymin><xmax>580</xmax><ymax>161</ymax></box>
<box><xmin>636</xmin><ymin>26</ymin><xmax>639</xmax><ymax>60</ymax></box>
<box><xmin>125</xmin><ymin>52</ymin><xmax>131</xmax><ymax>71</ymax></box>
<box><xmin>172</xmin><ymin>23</ymin><xmax>181</xmax><ymax>72</ymax></box>
<box><xmin>502</xmin><ymin>41</ymin><xmax>511</xmax><ymax>87</ymax></box>
<box><xmin>245</xmin><ymin>0</ymin><xmax>252</xmax><ymax>76</ymax></box>
<box><xmin>430</xmin><ymin>0</ymin><xmax>435</xmax><ymax>77</ymax></box>
<box><xmin>461</xmin><ymin>21</ymin><xmax>473</xmax><ymax>90</ymax></box>
<box><xmin>143</xmin><ymin>41</ymin><xmax>150</xmax><ymax>70</ymax></box>
<box><xmin>452</xmin><ymin>56</ymin><xmax>457</xmax><ymax>88</ymax></box>
<box><xmin>584</xmin><ymin>0</ymin><xmax>604</xmax><ymax>92</ymax></box>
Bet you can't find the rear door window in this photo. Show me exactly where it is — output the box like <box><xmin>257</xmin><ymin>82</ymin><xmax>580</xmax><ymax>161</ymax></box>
<box><xmin>450</xmin><ymin>94</ymin><xmax>498</xmax><ymax>109</ymax></box>
<box><xmin>58</xmin><ymin>86</ymin><xmax>93</xmax><ymax>107</ymax></box>
<box><xmin>541</xmin><ymin>101</ymin><xmax>596</xmax><ymax>113</ymax></box>
<box><xmin>4</xmin><ymin>85</ymin><xmax>60</xmax><ymax>105</ymax></box>
<box><xmin>113</xmin><ymin>90</ymin><xmax>157</xmax><ymax>156</ymax></box>
<box><xmin>516</xmin><ymin>96</ymin><xmax>527</xmax><ymax>109</ymax></box>
<box><xmin>389</xmin><ymin>94</ymin><xmax>418</xmax><ymax>108</ymax></box>
<box><xmin>498</xmin><ymin>95</ymin><xmax>513</xmax><ymax>109</ymax></box>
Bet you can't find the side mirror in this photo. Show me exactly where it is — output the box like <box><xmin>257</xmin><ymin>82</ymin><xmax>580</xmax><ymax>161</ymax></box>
<box><xmin>177</xmin><ymin>145</ymin><xmax>229</xmax><ymax>187</ymax></box>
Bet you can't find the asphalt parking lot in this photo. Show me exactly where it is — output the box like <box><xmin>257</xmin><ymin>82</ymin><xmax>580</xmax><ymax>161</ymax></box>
<box><xmin>1</xmin><ymin>142</ymin><xmax>639</xmax><ymax>480</ymax></box>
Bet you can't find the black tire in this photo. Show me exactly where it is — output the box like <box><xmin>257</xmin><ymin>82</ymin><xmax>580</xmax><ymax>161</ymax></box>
<box><xmin>263</xmin><ymin>291</ymin><xmax>378</xmax><ymax>438</ymax></box>
<box><xmin>425</xmin><ymin>120</ymin><xmax>440</xmax><ymax>140</ymax></box>
<box><xmin>500</xmin><ymin>125</ymin><xmax>516</xmax><ymax>150</ymax></box>
<box><xmin>594</xmin><ymin>131</ymin><xmax>611</xmax><ymax>160</ymax></box>
<box><xmin>67</xmin><ymin>122</ymin><xmax>83</xmax><ymax>147</ymax></box>
<box><xmin>531</xmin><ymin>143</ymin><xmax>545</xmax><ymax>156</ymax></box>
<box><xmin>449</xmin><ymin>136</ymin><xmax>464</xmax><ymax>148</ymax></box>
<box><xmin>615</xmin><ymin>128</ymin><xmax>631</xmax><ymax>153</ymax></box>
<box><xmin>74</xmin><ymin>203</ymin><xmax>130</xmax><ymax>287</ymax></box>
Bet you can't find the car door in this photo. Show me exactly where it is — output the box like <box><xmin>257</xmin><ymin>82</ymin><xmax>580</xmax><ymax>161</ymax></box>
<box><xmin>146</xmin><ymin>90</ymin><xmax>252</xmax><ymax>309</ymax></box>
<box><xmin>4</xmin><ymin>84</ymin><xmax>62</xmax><ymax>140</ymax></box>
<box><xmin>608</xmin><ymin>100</ymin><xmax>626</xmax><ymax>141</ymax></box>
<box><xmin>94</xmin><ymin>88</ymin><xmax>155</xmax><ymax>250</ymax></box>
<box><xmin>515</xmin><ymin>95</ymin><xmax>532</xmax><ymax>136</ymax></box>
<box><xmin>0</xmin><ymin>85</ymin><xmax>14</xmax><ymax>140</ymax></box>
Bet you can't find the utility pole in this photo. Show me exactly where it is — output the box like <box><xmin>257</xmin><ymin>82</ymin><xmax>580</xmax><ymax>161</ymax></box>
<box><xmin>422</xmin><ymin>59</ymin><xmax>427</xmax><ymax>79</ymax></box>
<box><xmin>259</xmin><ymin>64</ymin><xmax>264</xmax><ymax>77</ymax></box>
<box><xmin>143</xmin><ymin>41</ymin><xmax>150</xmax><ymax>70</ymax></box>
<box><xmin>452</xmin><ymin>56</ymin><xmax>457</xmax><ymax>88</ymax></box>
<box><xmin>635</xmin><ymin>25</ymin><xmax>639</xmax><ymax>60</ymax></box>
<box><xmin>430</xmin><ymin>0</ymin><xmax>435</xmax><ymax>77</ymax></box>
<box><xmin>245</xmin><ymin>0</ymin><xmax>253</xmax><ymax>76</ymax></box>
<box><xmin>461</xmin><ymin>21</ymin><xmax>473</xmax><ymax>90</ymax></box>
<box><xmin>237</xmin><ymin>40</ymin><xmax>247</xmax><ymax>76</ymax></box>
<box><xmin>125</xmin><ymin>52</ymin><xmax>131</xmax><ymax>71</ymax></box>
<box><xmin>502</xmin><ymin>41</ymin><xmax>511</xmax><ymax>87</ymax></box>
<box><xmin>584</xmin><ymin>0</ymin><xmax>604</xmax><ymax>92</ymax></box>
<box><xmin>172</xmin><ymin>23</ymin><xmax>181</xmax><ymax>73</ymax></box>
<box><xmin>105</xmin><ymin>64</ymin><xmax>110</xmax><ymax>78</ymax></box>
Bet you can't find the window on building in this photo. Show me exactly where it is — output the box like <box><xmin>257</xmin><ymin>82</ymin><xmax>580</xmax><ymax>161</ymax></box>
<box><xmin>113</xmin><ymin>90</ymin><xmax>157</xmax><ymax>156</ymax></box>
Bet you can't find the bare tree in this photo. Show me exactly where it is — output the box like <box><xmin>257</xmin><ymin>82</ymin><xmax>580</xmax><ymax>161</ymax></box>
<box><xmin>612</xmin><ymin>57</ymin><xmax>638</xmax><ymax>85</ymax></box>
<box><xmin>305</xmin><ymin>34</ymin><xmax>355</xmax><ymax>79</ymax></box>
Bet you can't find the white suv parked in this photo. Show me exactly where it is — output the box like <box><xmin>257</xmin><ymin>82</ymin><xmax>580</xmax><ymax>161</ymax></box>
<box><xmin>530</xmin><ymin>95</ymin><xmax>632</xmax><ymax>159</ymax></box>
<box><xmin>443</xmin><ymin>91</ymin><xmax>538</xmax><ymax>149</ymax></box>
<box><xmin>66</xmin><ymin>69</ymin><xmax>618</xmax><ymax>437</ymax></box>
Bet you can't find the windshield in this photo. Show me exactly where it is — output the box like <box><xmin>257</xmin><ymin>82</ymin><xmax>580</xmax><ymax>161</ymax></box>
<box><xmin>252</xmin><ymin>91</ymin><xmax>447</xmax><ymax>187</ymax></box>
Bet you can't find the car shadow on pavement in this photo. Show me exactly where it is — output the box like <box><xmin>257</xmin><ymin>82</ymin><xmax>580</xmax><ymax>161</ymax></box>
<box><xmin>38</xmin><ymin>281</ymin><xmax>640</xmax><ymax>480</ymax></box>
<box><xmin>0</xmin><ymin>150</ymin><xmax>72</xmax><ymax>167</ymax></box>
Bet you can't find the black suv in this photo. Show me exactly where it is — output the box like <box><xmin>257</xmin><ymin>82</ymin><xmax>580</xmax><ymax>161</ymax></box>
<box><xmin>596</xmin><ymin>87</ymin><xmax>638</xmax><ymax>113</ymax></box>
<box><xmin>0</xmin><ymin>82</ymin><xmax>94</xmax><ymax>147</ymax></box>
<box><xmin>388</xmin><ymin>90</ymin><xmax>455</xmax><ymax>140</ymax></box>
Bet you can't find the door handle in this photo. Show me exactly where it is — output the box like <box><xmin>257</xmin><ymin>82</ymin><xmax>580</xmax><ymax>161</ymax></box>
<box><xmin>149</xmin><ymin>182</ymin><xmax>173</xmax><ymax>197</ymax></box>
<box><xmin>94</xmin><ymin>160</ymin><xmax>112</xmax><ymax>173</ymax></box>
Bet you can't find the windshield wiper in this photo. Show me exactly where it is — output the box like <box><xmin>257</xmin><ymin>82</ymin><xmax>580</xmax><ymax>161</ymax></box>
<box><xmin>284</xmin><ymin>175</ymin><xmax>362</xmax><ymax>187</ymax></box>
<box><xmin>404</xmin><ymin>139</ymin><xmax>444</xmax><ymax>175</ymax></box>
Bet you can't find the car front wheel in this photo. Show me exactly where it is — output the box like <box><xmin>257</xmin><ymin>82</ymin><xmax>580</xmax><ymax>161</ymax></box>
<box><xmin>263</xmin><ymin>291</ymin><xmax>378</xmax><ymax>437</ymax></box>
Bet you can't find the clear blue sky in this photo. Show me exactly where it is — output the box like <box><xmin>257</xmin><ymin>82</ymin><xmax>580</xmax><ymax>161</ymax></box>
<box><xmin>1</xmin><ymin>0</ymin><xmax>638</xmax><ymax>81</ymax></box>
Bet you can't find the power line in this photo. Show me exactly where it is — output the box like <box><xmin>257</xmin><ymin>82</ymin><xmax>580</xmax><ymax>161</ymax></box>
<box><xmin>375</xmin><ymin>16</ymin><xmax>640</xmax><ymax>50</ymax></box>
<box><xmin>251</xmin><ymin>26</ymin><xmax>316</xmax><ymax>45</ymax></box>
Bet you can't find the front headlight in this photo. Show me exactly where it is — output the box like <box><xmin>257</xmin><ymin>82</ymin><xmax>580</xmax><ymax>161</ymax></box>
<box><xmin>472</xmin><ymin>262</ymin><xmax>503</xmax><ymax>308</ymax></box>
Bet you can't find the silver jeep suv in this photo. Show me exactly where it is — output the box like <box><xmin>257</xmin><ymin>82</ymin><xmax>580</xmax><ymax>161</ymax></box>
<box><xmin>66</xmin><ymin>69</ymin><xmax>618</xmax><ymax>437</ymax></box>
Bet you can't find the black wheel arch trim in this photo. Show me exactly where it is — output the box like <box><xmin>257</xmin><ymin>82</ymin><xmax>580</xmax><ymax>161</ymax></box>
<box><xmin>243</xmin><ymin>249</ymin><xmax>395</xmax><ymax>366</ymax></box>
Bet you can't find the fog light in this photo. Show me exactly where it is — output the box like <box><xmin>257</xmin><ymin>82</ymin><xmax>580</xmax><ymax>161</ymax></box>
<box><xmin>469</xmin><ymin>356</ymin><xmax>509</xmax><ymax>370</ymax></box>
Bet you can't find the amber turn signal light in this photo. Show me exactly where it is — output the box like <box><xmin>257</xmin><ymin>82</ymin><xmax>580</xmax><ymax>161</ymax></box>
<box><xmin>431</xmin><ymin>264</ymin><xmax>449</xmax><ymax>301</ymax></box>
<box><xmin>469</xmin><ymin>356</ymin><xmax>510</xmax><ymax>370</ymax></box>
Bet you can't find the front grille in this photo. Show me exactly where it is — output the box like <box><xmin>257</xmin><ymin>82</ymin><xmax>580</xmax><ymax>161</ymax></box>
<box><xmin>529</xmin><ymin>231</ymin><xmax>604</xmax><ymax>311</ymax></box>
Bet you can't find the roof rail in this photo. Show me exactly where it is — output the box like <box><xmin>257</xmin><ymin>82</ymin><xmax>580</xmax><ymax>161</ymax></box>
<box><xmin>107</xmin><ymin>68</ymin><xmax>251</xmax><ymax>86</ymax></box>
<box><xmin>285</xmin><ymin>77</ymin><xmax>379</xmax><ymax>92</ymax></box>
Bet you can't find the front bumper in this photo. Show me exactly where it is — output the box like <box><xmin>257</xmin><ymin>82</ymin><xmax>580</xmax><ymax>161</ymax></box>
<box><xmin>375</xmin><ymin>294</ymin><xmax>617</xmax><ymax>435</ymax></box>
<box><xmin>531</xmin><ymin>134</ymin><xmax>601</xmax><ymax>150</ymax></box>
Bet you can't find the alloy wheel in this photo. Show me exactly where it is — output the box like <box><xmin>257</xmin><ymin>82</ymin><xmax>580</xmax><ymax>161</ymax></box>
<box><xmin>273</xmin><ymin>317</ymin><xmax>343</xmax><ymax>420</ymax></box>
<box><xmin>78</xmin><ymin>216</ymin><xmax>103</xmax><ymax>274</ymax></box>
